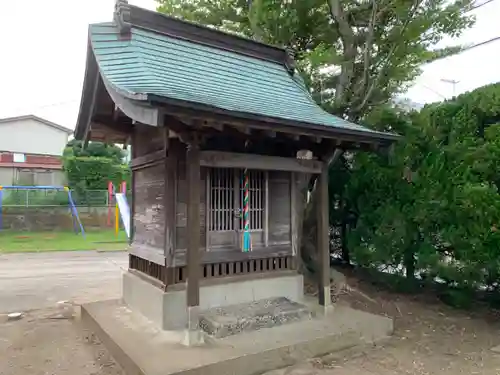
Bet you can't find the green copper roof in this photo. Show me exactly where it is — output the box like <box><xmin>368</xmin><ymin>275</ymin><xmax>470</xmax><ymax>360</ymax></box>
<box><xmin>89</xmin><ymin>23</ymin><xmax>382</xmax><ymax>136</ymax></box>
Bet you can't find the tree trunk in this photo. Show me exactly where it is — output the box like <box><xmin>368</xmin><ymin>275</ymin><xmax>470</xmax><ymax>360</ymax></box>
<box><xmin>299</xmin><ymin>179</ymin><xmax>320</xmax><ymax>277</ymax></box>
<box><xmin>403</xmin><ymin>245</ymin><xmax>416</xmax><ymax>281</ymax></box>
<box><xmin>299</xmin><ymin>149</ymin><xmax>343</xmax><ymax>278</ymax></box>
<box><xmin>340</xmin><ymin>218</ymin><xmax>350</xmax><ymax>264</ymax></box>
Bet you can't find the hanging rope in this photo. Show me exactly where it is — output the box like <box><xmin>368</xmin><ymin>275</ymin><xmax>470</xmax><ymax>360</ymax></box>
<box><xmin>241</xmin><ymin>139</ymin><xmax>252</xmax><ymax>252</ymax></box>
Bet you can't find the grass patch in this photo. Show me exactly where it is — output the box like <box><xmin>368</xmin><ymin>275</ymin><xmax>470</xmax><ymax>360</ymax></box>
<box><xmin>0</xmin><ymin>230</ymin><xmax>129</xmax><ymax>253</ymax></box>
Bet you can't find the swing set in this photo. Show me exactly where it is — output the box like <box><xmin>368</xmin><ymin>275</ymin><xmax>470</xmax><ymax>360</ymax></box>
<box><xmin>0</xmin><ymin>185</ymin><xmax>86</xmax><ymax>237</ymax></box>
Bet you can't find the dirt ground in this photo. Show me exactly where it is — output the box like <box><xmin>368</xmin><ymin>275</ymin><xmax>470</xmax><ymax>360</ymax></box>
<box><xmin>3</xmin><ymin>274</ymin><xmax>500</xmax><ymax>375</ymax></box>
<box><xmin>0</xmin><ymin>306</ymin><xmax>124</xmax><ymax>375</ymax></box>
<box><xmin>268</xmin><ymin>272</ymin><xmax>500</xmax><ymax>375</ymax></box>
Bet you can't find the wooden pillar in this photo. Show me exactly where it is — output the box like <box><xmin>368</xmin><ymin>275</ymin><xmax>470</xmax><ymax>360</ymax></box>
<box><xmin>186</xmin><ymin>138</ymin><xmax>201</xmax><ymax>334</ymax></box>
<box><xmin>317</xmin><ymin>163</ymin><xmax>331</xmax><ymax>307</ymax></box>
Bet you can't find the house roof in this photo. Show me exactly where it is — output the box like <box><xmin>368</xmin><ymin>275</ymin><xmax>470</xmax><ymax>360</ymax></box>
<box><xmin>76</xmin><ymin>2</ymin><xmax>397</xmax><ymax>144</ymax></box>
<box><xmin>0</xmin><ymin>115</ymin><xmax>73</xmax><ymax>134</ymax></box>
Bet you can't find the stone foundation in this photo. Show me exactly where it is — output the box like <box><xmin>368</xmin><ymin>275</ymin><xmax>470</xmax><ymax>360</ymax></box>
<box><xmin>122</xmin><ymin>270</ymin><xmax>304</xmax><ymax>330</ymax></box>
<box><xmin>199</xmin><ymin>297</ymin><xmax>315</xmax><ymax>338</ymax></box>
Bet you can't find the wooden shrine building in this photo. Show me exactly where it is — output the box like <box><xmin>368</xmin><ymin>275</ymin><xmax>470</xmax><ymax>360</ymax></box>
<box><xmin>75</xmin><ymin>1</ymin><xmax>397</xmax><ymax>343</ymax></box>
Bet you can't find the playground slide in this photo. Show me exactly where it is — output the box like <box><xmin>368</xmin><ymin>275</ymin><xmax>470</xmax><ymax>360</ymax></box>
<box><xmin>115</xmin><ymin>193</ymin><xmax>131</xmax><ymax>238</ymax></box>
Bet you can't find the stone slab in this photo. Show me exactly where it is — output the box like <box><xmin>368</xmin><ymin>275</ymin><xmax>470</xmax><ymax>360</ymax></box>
<box><xmin>81</xmin><ymin>299</ymin><xmax>393</xmax><ymax>375</ymax></box>
<box><xmin>199</xmin><ymin>297</ymin><xmax>315</xmax><ymax>338</ymax></box>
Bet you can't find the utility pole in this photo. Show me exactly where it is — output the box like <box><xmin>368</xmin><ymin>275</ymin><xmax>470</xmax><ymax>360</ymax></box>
<box><xmin>441</xmin><ymin>78</ymin><xmax>460</xmax><ymax>97</ymax></box>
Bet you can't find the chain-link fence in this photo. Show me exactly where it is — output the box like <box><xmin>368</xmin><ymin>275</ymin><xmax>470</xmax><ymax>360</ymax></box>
<box><xmin>1</xmin><ymin>189</ymin><xmax>132</xmax><ymax>207</ymax></box>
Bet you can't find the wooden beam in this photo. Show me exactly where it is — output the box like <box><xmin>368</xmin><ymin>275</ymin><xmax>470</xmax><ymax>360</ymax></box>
<box><xmin>129</xmin><ymin>131</ymin><xmax>137</xmax><ymax>246</ymax></box>
<box><xmin>290</xmin><ymin>172</ymin><xmax>297</xmax><ymax>256</ymax></box>
<box><xmin>264</xmin><ymin>171</ymin><xmax>269</xmax><ymax>247</ymax></box>
<box><xmin>317</xmin><ymin>163</ymin><xmax>331</xmax><ymax>307</ymax></box>
<box><xmin>228</xmin><ymin>124</ymin><xmax>251</xmax><ymax>135</ymax></box>
<box><xmin>265</xmin><ymin>130</ymin><xmax>277</xmax><ymax>138</ymax></box>
<box><xmin>150</xmin><ymin>99</ymin><xmax>397</xmax><ymax>146</ymax></box>
<box><xmin>174</xmin><ymin>245</ymin><xmax>292</xmax><ymax>266</ymax></box>
<box><xmin>130</xmin><ymin>149</ymin><xmax>166</xmax><ymax>171</ymax></box>
<box><xmin>162</xmin><ymin>127</ymin><xmax>175</xmax><ymax>271</ymax></box>
<box><xmin>186</xmin><ymin>136</ymin><xmax>201</xmax><ymax>311</ymax></box>
<box><xmin>200</xmin><ymin>151</ymin><xmax>323</xmax><ymax>174</ymax></box>
<box><xmin>204</xmin><ymin>121</ymin><xmax>223</xmax><ymax>132</ymax></box>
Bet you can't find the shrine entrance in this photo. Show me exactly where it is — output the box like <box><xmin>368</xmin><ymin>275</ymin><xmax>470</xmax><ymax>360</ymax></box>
<box><xmin>206</xmin><ymin>167</ymin><xmax>265</xmax><ymax>250</ymax></box>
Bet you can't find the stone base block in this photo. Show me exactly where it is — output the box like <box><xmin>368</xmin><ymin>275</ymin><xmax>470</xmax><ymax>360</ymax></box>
<box><xmin>199</xmin><ymin>297</ymin><xmax>314</xmax><ymax>338</ymax></box>
<box><xmin>122</xmin><ymin>271</ymin><xmax>304</xmax><ymax>330</ymax></box>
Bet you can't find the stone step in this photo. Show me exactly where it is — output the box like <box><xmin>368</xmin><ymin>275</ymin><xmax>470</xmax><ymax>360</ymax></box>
<box><xmin>199</xmin><ymin>297</ymin><xmax>315</xmax><ymax>338</ymax></box>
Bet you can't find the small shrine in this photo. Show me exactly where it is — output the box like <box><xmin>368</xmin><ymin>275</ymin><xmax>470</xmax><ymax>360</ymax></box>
<box><xmin>75</xmin><ymin>0</ymin><xmax>396</xmax><ymax>362</ymax></box>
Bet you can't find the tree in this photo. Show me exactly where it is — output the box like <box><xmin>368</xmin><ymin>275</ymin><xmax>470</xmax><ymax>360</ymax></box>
<box><xmin>347</xmin><ymin>83</ymin><xmax>500</xmax><ymax>303</ymax></box>
<box><xmin>155</xmin><ymin>0</ymin><xmax>475</xmax><ymax>274</ymax></box>
<box><xmin>63</xmin><ymin>140</ymin><xmax>126</xmax><ymax>164</ymax></box>
<box><xmin>62</xmin><ymin>141</ymin><xmax>130</xmax><ymax>195</ymax></box>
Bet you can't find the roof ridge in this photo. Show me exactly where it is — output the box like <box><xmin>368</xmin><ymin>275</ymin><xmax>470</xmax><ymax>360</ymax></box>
<box><xmin>112</xmin><ymin>0</ymin><xmax>293</xmax><ymax>69</ymax></box>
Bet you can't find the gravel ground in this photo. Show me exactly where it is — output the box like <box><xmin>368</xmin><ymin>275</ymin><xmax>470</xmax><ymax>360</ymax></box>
<box><xmin>3</xmin><ymin>252</ymin><xmax>500</xmax><ymax>375</ymax></box>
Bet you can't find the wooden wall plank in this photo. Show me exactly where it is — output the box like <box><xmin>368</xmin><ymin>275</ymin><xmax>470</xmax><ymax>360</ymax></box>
<box><xmin>268</xmin><ymin>171</ymin><xmax>291</xmax><ymax>245</ymax></box>
<box><xmin>130</xmin><ymin>124</ymin><xmax>166</xmax><ymax>266</ymax></box>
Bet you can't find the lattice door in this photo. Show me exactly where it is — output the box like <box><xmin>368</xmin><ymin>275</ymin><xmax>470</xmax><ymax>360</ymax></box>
<box><xmin>207</xmin><ymin>168</ymin><xmax>265</xmax><ymax>249</ymax></box>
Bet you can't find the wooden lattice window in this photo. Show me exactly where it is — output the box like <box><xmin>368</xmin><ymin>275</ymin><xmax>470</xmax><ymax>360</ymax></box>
<box><xmin>209</xmin><ymin>168</ymin><xmax>235</xmax><ymax>231</ymax></box>
<box><xmin>208</xmin><ymin>168</ymin><xmax>265</xmax><ymax>233</ymax></box>
<box><xmin>238</xmin><ymin>170</ymin><xmax>264</xmax><ymax>231</ymax></box>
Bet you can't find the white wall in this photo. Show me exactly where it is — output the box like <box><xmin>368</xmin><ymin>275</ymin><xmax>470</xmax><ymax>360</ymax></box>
<box><xmin>0</xmin><ymin>167</ymin><xmax>14</xmax><ymax>186</ymax></box>
<box><xmin>0</xmin><ymin>118</ymin><xmax>69</xmax><ymax>156</ymax></box>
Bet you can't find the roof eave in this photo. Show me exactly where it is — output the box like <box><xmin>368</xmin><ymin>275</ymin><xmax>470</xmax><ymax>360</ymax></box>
<box><xmin>74</xmin><ymin>40</ymin><xmax>100</xmax><ymax>141</ymax></box>
<box><xmin>74</xmin><ymin>36</ymin><xmax>156</xmax><ymax>142</ymax></box>
<box><xmin>147</xmin><ymin>94</ymin><xmax>399</xmax><ymax>146</ymax></box>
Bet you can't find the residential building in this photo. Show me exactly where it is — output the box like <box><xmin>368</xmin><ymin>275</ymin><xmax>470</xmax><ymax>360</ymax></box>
<box><xmin>0</xmin><ymin>115</ymin><xmax>72</xmax><ymax>186</ymax></box>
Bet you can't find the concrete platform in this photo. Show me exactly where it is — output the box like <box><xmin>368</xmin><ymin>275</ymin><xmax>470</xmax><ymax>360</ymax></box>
<box><xmin>82</xmin><ymin>299</ymin><xmax>393</xmax><ymax>375</ymax></box>
<box><xmin>199</xmin><ymin>297</ymin><xmax>315</xmax><ymax>338</ymax></box>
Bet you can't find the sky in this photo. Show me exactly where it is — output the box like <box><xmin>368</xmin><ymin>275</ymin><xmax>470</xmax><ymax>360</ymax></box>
<box><xmin>0</xmin><ymin>0</ymin><xmax>498</xmax><ymax>130</ymax></box>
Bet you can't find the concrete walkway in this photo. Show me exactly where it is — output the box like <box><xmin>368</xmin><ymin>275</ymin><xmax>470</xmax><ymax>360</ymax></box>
<box><xmin>0</xmin><ymin>251</ymin><xmax>128</xmax><ymax>313</ymax></box>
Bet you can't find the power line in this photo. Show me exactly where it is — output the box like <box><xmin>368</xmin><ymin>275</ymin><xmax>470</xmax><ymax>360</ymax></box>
<box><xmin>7</xmin><ymin>99</ymin><xmax>79</xmax><ymax>115</ymax></box>
<box><xmin>467</xmin><ymin>0</ymin><xmax>497</xmax><ymax>12</ymax></box>
<box><xmin>426</xmin><ymin>35</ymin><xmax>500</xmax><ymax>65</ymax></box>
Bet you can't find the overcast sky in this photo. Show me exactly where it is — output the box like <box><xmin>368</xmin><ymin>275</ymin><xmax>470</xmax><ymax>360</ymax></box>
<box><xmin>0</xmin><ymin>0</ymin><xmax>498</xmax><ymax>130</ymax></box>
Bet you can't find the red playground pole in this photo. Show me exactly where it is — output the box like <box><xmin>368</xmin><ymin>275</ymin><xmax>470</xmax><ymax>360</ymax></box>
<box><xmin>107</xmin><ymin>181</ymin><xmax>113</xmax><ymax>227</ymax></box>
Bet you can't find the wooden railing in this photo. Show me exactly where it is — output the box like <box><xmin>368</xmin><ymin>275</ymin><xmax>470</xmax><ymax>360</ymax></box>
<box><xmin>130</xmin><ymin>254</ymin><xmax>296</xmax><ymax>286</ymax></box>
<box><xmin>129</xmin><ymin>255</ymin><xmax>165</xmax><ymax>283</ymax></box>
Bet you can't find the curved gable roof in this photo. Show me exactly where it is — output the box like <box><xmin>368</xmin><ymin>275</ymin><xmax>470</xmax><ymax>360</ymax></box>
<box><xmin>76</xmin><ymin>2</ymin><xmax>398</xmax><ymax>144</ymax></box>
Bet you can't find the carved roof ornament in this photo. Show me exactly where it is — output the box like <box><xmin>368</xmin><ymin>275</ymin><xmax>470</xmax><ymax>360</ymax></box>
<box><xmin>285</xmin><ymin>47</ymin><xmax>296</xmax><ymax>76</ymax></box>
<box><xmin>114</xmin><ymin>0</ymin><xmax>131</xmax><ymax>35</ymax></box>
